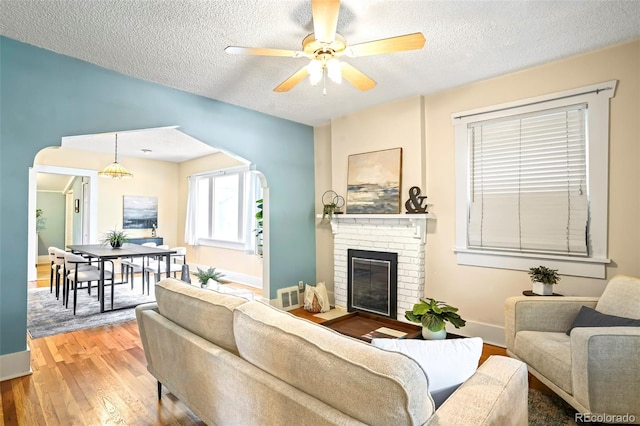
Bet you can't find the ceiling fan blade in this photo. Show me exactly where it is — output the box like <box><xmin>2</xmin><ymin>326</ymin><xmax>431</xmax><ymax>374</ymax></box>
<box><xmin>312</xmin><ymin>0</ymin><xmax>340</xmax><ymax>43</ymax></box>
<box><xmin>341</xmin><ymin>63</ymin><xmax>376</xmax><ymax>91</ymax></box>
<box><xmin>225</xmin><ymin>46</ymin><xmax>306</xmax><ymax>58</ymax></box>
<box><xmin>346</xmin><ymin>32</ymin><xmax>426</xmax><ymax>57</ymax></box>
<box><xmin>274</xmin><ymin>66</ymin><xmax>310</xmax><ymax>92</ymax></box>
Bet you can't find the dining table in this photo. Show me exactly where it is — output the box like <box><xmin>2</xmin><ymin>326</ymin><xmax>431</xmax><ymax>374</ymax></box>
<box><xmin>67</xmin><ymin>243</ymin><xmax>176</xmax><ymax>313</ymax></box>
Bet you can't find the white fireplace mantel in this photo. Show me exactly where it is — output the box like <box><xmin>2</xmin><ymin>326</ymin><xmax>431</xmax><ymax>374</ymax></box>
<box><xmin>325</xmin><ymin>213</ymin><xmax>434</xmax><ymax>320</ymax></box>
<box><xmin>317</xmin><ymin>213</ymin><xmax>435</xmax><ymax>244</ymax></box>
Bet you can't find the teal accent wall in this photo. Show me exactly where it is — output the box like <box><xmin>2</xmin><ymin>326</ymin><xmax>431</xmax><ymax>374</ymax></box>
<box><xmin>0</xmin><ymin>37</ymin><xmax>316</xmax><ymax>356</ymax></box>
<box><xmin>36</xmin><ymin>192</ymin><xmax>66</xmax><ymax>255</ymax></box>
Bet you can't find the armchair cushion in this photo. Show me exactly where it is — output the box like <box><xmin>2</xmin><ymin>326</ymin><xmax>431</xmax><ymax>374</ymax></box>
<box><xmin>566</xmin><ymin>306</ymin><xmax>640</xmax><ymax>335</ymax></box>
<box><xmin>595</xmin><ymin>275</ymin><xmax>640</xmax><ymax>319</ymax></box>
<box><xmin>514</xmin><ymin>331</ymin><xmax>572</xmax><ymax>394</ymax></box>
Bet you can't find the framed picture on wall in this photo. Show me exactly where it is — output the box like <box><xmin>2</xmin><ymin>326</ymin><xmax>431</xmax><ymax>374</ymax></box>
<box><xmin>123</xmin><ymin>196</ymin><xmax>158</xmax><ymax>229</ymax></box>
<box><xmin>346</xmin><ymin>148</ymin><xmax>402</xmax><ymax>214</ymax></box>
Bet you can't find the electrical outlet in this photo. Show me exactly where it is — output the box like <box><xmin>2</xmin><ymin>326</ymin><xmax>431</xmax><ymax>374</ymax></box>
<box><xmin>298</xmin><ymin>280</ymin><xmax>304</xmax><ymax>291</ymax></box>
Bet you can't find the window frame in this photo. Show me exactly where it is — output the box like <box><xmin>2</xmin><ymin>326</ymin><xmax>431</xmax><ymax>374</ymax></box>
<box><xmin>452</xmin><ymin>80</ymin><xmax>616</xmax><ymax>278</ymax></box>
<box><xmin>192</xmin><ymin>165</ymin><xmax>253</xmax><ymax>251</ymax></box>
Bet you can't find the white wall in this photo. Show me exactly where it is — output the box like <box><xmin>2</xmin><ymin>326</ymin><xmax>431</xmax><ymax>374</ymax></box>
<box><xmin>316</xmin><ymin>40</ymin><xmax>640</xmax><ymax>345</ymax></box>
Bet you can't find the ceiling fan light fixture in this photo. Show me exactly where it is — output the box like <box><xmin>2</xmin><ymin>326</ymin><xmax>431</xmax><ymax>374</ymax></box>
<box><xmin>308</xmin><ymin>59</ymin><xmax>323</xmax><ymax>86</ymax></box>
<box><xmin>326</xmin><ymin>58</ymin><xmax>342</xmax><ymax>84</ymax></box>
<box><xmin>98</xmin><ymin>133</ymin><xmax>133</xmax><ymax>179</ymax></box>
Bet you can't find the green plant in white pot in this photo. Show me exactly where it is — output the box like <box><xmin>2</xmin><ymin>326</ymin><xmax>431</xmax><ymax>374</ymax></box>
<box><xmin>405</xmin><ymin>298</ymin><xmax>466</xmax><ymax>340</ymax></box>
<box><xmin>528</xmin><ymin>265</ymin><xmax>560</xmax><ymax>295</ymax></box>
<box><xmin>193</xmin><ymin>267</ymin><xmax>225</xmax><ymax>288</ymax></box>
<box><xmin>100</xmin><ymin>229</ymin><xmax>128</xmax><ymax>248</ymax></box>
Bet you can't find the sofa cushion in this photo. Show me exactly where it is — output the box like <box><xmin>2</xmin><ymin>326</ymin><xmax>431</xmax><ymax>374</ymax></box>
<box><xmin>595</xmin><ymin>275</ymin><xmax>640</xmax><ymax>319</ymax></box>
<box><xmin>155</xmin><ymin>278</ymin><xmax>248</xmax><ymax>354</ymax></box>
<box><xmin>514</xmin><ymin>331</ymin><xmax>572</xmax><ymax>394</ymax></box>
<box><xmin>371</xmin><ymin>337</ymin><xmax>483</xmax><ymax>408</ymax></box>
<box><xmin>233</xmin><ymin>301</ymin><xmax>434</xmax><ymax>426</ymax></box>
<box><xmin>566</xmin><ymin>306</ymin><xmax>640</xmax><ymax>335</ymax></box>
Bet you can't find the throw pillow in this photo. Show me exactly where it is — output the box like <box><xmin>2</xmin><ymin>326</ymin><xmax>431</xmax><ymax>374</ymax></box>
<box><xmin>371</xmin><ymin>337</ymin><xmax>483</xmax><ymax>408</ymax></box>
<box><xmin>566</xmin><ymin>306</ymin><xmax>640</xmax><ymax>336</ymax></box>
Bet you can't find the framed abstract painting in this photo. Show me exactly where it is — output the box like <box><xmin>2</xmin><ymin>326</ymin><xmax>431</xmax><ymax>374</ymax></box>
<box><xmin>123</xmin><ymin>195</ymin><xmax>158</xmax><ymax>229</ymax></box>
<box><xmin>346</xmin><ymin>148</ymin><xmax>402</xmax><ymax>214</ymax></box>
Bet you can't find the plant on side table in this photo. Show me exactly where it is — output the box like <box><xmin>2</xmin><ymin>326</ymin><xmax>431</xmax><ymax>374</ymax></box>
<box><xmin>528</xmin><ymin>265</ymin><xmax>560</xmax><ymax>295</ymax></box>
<box><xmin>100</xmin><ymin>229</ymin><xmax>128</xmax><ymax>249</ymax></box>
<box><xmin>405</xmin><ymin>298</ymin><xmax>466</xmax><ymax>340</ymax></box>
<box><xmin>193</xmin><ymin>267</ymin><xmax>225</xmax><ymax>288</ymax></box>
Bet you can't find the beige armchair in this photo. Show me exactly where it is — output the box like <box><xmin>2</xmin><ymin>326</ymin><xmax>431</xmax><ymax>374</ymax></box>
<box><xmin>505</xmin><ymin>275</ymin><xmax>640</xmax><ymax>422</ymax></box>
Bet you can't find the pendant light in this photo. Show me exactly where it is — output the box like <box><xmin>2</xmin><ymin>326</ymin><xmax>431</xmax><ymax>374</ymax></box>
<box><xmin>98</xmin><ymin>133</ymin><xmax>133</xmax><ymax>179</ymax></box>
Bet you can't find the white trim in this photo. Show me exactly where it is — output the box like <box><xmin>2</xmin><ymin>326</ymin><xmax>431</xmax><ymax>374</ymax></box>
<box><xmin>187</xmin><ymin>164</ymin><xmax>250</xmax><ymax>179</ymax></box>
<box><xmin>449</xmin><ymin>321</ymin><xmax>506</xmax><ymax>348</ymax></box>
<box><xmin>0</xmin><ymin>346</ymin><xmax>32</xmax><ymax>381</ymax></box>
<box><xmin>453</xmin><ymin>80</ymin><xmax>616</xmax><ymax>276</ymax></box>
<box><xmin>28</xmin><ymin>165</ymin><xmax>99</xmax><ymax>281</ymax></box>
<box><xmin>455</xmin><ymin>249</ymin><xmax>607</xmax><ymax>279</ymax></box>
<box><xmin>196</xmin><ymin>239</ymin><xmax>245</xmax><ymax>251</ymax></box>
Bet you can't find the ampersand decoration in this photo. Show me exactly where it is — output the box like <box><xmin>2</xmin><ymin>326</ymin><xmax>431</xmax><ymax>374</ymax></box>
<box><xmin>405</xmin><ymin>186</ymin><xmax>429</xmax><ymax>214</ymax></box>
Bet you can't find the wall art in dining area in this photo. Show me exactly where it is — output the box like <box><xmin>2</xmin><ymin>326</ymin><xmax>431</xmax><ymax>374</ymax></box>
<box><xmin>123</xmin><ymin>195</ymin><xmax>158</xmax><ymax>229</ymax></box>
<box><xmin>346</xmin><ymin>147</ymin><xmax>402</xmax><ymax>214</ymax></box>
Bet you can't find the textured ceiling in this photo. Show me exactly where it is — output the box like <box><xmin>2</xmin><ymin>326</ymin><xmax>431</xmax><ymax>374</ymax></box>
<box><xmin>2</xmin><ymin>0</ymin><xmax>639</xmax><ymax>127</ymax></box>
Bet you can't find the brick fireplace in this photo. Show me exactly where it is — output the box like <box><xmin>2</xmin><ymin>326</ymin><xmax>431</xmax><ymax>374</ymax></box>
<box><xmin>329</xmin><ymin>214</ymin><xmax>430</xmax><ymax>321</ymax></box>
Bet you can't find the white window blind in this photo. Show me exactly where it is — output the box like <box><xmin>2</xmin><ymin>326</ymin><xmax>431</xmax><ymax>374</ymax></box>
<box><xmin>467</xmin><ymin>103</ymin><xmax>589</xmax><ymax>255</ymax></box>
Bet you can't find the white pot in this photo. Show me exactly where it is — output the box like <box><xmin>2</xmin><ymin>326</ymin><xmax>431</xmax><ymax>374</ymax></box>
<box><xmin>422</xmin><ymin>327</ymin><xmax>447</xmax><ymax>340</ymax></box>
<box><xmin>532</xmin><ymin>281</ymin><xmax>554</xmax><ymax>295</ymax></box>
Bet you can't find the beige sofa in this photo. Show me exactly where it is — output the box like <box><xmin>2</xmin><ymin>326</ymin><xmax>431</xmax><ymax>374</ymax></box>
<box><xmin>505</xmin><ymin>275</ymin><xmax>640</xmax><ymax>421</ymax></box>
<box><xmin>136</xmin><ymin>278</ymin><xmax>528</xmax><ymax>425</ymax></box>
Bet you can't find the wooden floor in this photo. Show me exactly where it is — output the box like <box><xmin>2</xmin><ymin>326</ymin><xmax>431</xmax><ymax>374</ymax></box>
<box><xmin>4</xmin><ymin>272</ymin><xmax>546</xmax><ymax>425</ymax></box>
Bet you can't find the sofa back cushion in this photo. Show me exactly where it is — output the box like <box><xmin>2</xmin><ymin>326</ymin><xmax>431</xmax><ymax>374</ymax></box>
<box><xmin>155</xmin><ymin>278</ymin><xmax>247</xmax><ymax>354</ymax></box>
<box><xmin>596</xmin><ymin>275</ymin><xmax>640</xmax><ymax>319</ymax></box>
<box><xmin>233</xmin><ymin>301</ymin><xmax>433</xmax><ymax>426</ymax></box>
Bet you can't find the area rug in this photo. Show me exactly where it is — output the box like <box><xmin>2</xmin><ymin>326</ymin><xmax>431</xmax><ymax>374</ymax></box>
<box><xmin>28</xmin><ymin>280</ymin><xmax>156</xmax><ymax>339</ymax></box>
<box><xmin>528</xmin><ymin>388</ymin><xmax>584</xmax><ymax>425</ymax></box>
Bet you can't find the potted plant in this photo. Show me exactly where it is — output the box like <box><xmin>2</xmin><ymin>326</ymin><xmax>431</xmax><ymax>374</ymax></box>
<box><xmin>528</xmin><ymin>265</ymin><xmax>560</xmax><ymax>295</ymax></box>
<box><xmin>254</xmin><ymin>199</ymin><xmax>263</xmax><ymax>256</ymax></box>
<box><xmin>405</xmin><ymin>297</ymin><xmax>466</xmax><ymax>340</ymax></box>
<box><xmin>193</xmin><ymin>267</ymin><xmax>225</xmax><ymax>288</ymax></box>
<box><xmin>100</xmin><ymin>229</ymin><xmax>128</xmax><ymax>249</ymax></box>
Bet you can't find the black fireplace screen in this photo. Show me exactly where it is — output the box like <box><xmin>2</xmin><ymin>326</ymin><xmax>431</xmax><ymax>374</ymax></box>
<box><xmin>347</xmin><ymin>249</ymin><xmax>397</xmax><ymax>318</ymax></box>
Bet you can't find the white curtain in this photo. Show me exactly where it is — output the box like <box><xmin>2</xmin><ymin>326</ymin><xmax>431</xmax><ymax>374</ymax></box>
<box><xmin>184</xmin><ymin>176</ymin><xmax>199</xmax><ymax>246</ymax></box>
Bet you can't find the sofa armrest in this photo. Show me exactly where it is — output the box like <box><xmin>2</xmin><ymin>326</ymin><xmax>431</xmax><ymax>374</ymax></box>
<box><xmin>571</xmin><ymin>326</ymin><xmax>640</xmax><ymax>417</ymax></box>
<box><xmin>504</xmin><ymin>296</ymin><xmax>598</xmax><ymax>350</ymax></box>
<box><xmin>427</xmin><ymin>356</ymin><xmax>528</xmax><ymax>426</ymax></box>
<box><xmin>135</xmin><ymin>303</ymin><xmax>159</xmax><ymax>367</ymax></box>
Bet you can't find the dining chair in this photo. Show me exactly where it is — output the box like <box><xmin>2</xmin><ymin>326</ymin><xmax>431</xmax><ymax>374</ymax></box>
<box><xmin>48</xmin><ymin>246</ymin><xmax>60</xmax><ymax>296</ymax></box>
<box><xmin>64</xmin><ymin>252</ymin><xmax>114</xmax><ymax>315</ymax></box>
<box><xmin>143</xmin><ymin>246</ymin><xmax>186</xmax><ymax>294</ymax></box>
<box><xmin>56</xmin><ymin>248</ymin><xmax>99</xmax><ymax>306</ymax></box>
<box><xmin>121</xmin><ymin>242</ymin><xmax>157</xmax><ymax>290</ymax></box>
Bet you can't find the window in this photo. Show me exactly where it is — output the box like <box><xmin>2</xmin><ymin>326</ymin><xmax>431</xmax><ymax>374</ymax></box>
<box><xmin>453</xmin><ymin>81</ymin><xmax>616</xmax><ymax>278</ymax></box>
<box><xmin>185</xmin><ymin>167</ymin><xmax>261</xmax><ymax>251</ymax></box>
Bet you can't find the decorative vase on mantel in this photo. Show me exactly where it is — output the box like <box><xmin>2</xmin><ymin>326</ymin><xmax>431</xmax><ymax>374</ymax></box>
<box><xmin>422</xmin><ymin>327</ymin><xmax>447</xmax><ymax>340</ymax></box>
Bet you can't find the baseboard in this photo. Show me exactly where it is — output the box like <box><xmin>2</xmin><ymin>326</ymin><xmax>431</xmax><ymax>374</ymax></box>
<box><xmin>0</xmin><ymin>346</ymin><xmax>32</xmax><ymax>381</ymax></box>
<box><xmin>38</xmin><ymin>255</ymin><xmax>50</xmax><ymax>264</ymax></box>
<box><xmin>447</xmin><ymin>320</ymin><xmax>506</xmax><ymax>347</ymax></box>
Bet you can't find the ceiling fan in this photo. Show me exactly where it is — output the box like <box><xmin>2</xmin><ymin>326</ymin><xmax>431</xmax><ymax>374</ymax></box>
<box><xmin>224</xmin><ymin>0</ymin><xmax>426</xmax><ymax>93</ymax></box>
